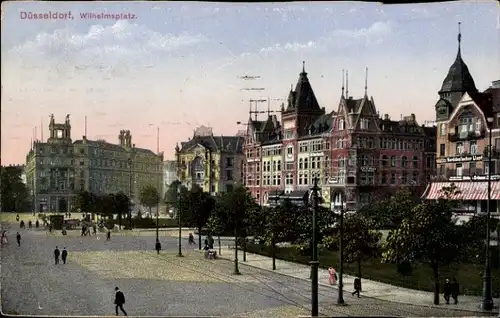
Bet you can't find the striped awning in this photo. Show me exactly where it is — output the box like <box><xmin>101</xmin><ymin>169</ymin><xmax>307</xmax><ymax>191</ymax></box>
<box><xmin>422</xmin><ymin>181</ymin><xmax>500</xmax><ymax>200</ymax></box>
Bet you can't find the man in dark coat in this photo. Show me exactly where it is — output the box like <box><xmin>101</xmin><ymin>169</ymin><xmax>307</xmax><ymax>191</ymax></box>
<box><xmin>155</xmin><ymin>239</ymin><xmax>161</xmax><ymax>255</ymax></box>
<box><xmin>352</xmin><ymin>277</ymin><xmax>361</xmax><ymax>298</ymax></box>
<box><xmin>443</xmin><ymin>278</ymin><xmax>452</xmax><ymax>304</ymax></box>
<box><xmin>451</xmin><ymin>278</ymin><xmax>459</xmax><ymax>304</ymax></box>
<box><xmin>61</xmin><ymin>247</ymin><xmax>68</xmax><ymax>264</ymax></box>
<box><xmin>54</xmin><ymin>246</ymin><xmax>61</xmax><ymax>265</ymax></box>
<box><xmin>16</xmin><ymin>232</ymin><xmax>21</xmax><ymax>247</ymax></box>
<box><xmin>114</xmin><ymin>287</ymin><xmax>128</xmax><ymax>316</ymax></box>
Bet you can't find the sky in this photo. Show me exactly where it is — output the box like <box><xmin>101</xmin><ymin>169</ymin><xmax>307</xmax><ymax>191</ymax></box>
<box><xmin>1</xmin><ymin>1</ymin><xmax>499</xmax><ymax>165</ymax></box>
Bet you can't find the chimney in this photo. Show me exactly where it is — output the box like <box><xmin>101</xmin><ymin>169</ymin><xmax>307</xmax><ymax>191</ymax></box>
<box><xmin>348</xmin><ymin>96</ymin><xmax>353</xmax><ymax>100</ymax></box>
<box><xmin>384</xmin><ymin>114</ymin><xmax>389</xmax><ymax>120</ymax></box>
<box><xmin>411</xmin><ymin>113</ymin><xmax>416</xmax><ymax>122</ymax></box>
<box><xmin>82</xmin><ymin>135</ymin><xmax>87</xmax><ymax>144</ymax></box>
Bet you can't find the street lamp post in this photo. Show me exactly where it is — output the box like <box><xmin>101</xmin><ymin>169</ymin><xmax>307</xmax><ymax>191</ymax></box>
<box><xmin>310</xmin><ymin>177</ymin><xmax>320</xmax><ymax>317</ymax></box>
<box><xmin>128</xmin><ymin>157</ymin><xmax>133</xmax><ymax>229</ymax></box>
<box><xmin>337</xmin><ymin>193</ymin><xmax>345</xmax><ymax>305</ymax></box>
<box><xmin>272</xmin><ymin>193</ymin><xmax>279</xmax><ymax>271</ymax></box>
<box><xmin>482</xmin><ymin>116</ymin><xmax>494</xmax><ymax>311</ymax></box>
<box><xmin>177</xmin><ymin>185</ymin><xmax>183</xmax><ymax>257</ymax></box>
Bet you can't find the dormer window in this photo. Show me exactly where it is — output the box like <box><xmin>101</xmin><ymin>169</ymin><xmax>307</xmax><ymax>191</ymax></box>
<box><xmin>360</xmin><ymin>118</ymin><xmax>369</xmax><ymax>130</ymax></box>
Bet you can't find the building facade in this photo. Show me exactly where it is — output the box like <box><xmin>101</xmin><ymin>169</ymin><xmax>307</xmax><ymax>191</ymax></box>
<box><xmin>244</xmin><ymin>63</ymin><xmax>436</xmax><ymax>210</ymax></box>
<box><xmin>421</xmin><ymin>27</ymin><xmax>500</xmax><ymax>215</ymax></box>
<box><xmin>175</xmin><ymin>128</ymin><xmax>245</xmax><ymax>195</ymax></box>
<box><xmin>25</xmin><ymin>115</ymin><xmax>163</xmax><ymax>212</ymax></box>
<box><xmin>163</xmin><ymin>160</ymin><xmax>178</xmax><ymax>194</ymax></box>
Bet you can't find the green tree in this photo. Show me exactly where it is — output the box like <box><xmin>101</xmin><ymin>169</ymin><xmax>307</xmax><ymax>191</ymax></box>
<box><xmin>139</xmin><ymin>185</ymin><xmax>160</xmax><ymax>217</ymax></box>
<box><xmin>295</xmin><ymin>205</ymin><xmax>337</xmax><ymax>254</ymax></box>
<box><xmin>459</xmin><ymin>214</ymin><xmax>500</xmax><ymax>263</ymax></box>
<box><xmin>361</xmin><ymin>187</ymin><xmax>418</xmax><ymax>229</ymax></box>
<box><xmin>382</xmin><ymin>184</ymin><xmax>462</xmax><ymax>305</ymax></box>
<box><xmin>165</xmin><ymin>181</ymin><xmax>181</xmax><ymax>205</ymax></box>
<box><xmin>216</xmin><ymin>185</ymin><xmax>258</xmax><ymax>257</ymax></box>
<box><xmin>113</xmin><ymin>192</ymin><xmax>130</xmax><ymax>229</ymax></box>
<box><xmin>341</xmin><ymin>213</ymin><xmax>381</xmax><ymax>286</ymax></box>
<box><xmin>206</xmin><ymin>214</ymin><xmax>224</xmax><ymax>255</ymax></box>
<box><xmin>75</xmin><ymin>191</ymin><xmax>96</xmax><ymax>217</ymax></box>
<box><xmin>185</xmin><ymin>185</ymin><xmax>215</xmax><ymax>249</ymax></box>
<box><xmin>0</xmin><ymin>166</ymin><xmax>30</xmax><ymax>212</ymax></box>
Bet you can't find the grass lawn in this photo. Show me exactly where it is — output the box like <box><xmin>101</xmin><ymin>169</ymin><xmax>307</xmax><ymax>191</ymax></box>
<box><xmin>246</xmin><ymin>243</ymin><xmax>500</xmax><ymax>296</ymax></box>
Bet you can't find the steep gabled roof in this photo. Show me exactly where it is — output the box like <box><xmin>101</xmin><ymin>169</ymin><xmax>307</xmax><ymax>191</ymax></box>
<box><xmin>439</xmin><ymin>24</ymin><xmax>477</xmax><ymax>96</ymax></box>
<box><xmin>284</xmin><ymin>62</ymin><xmax>321</xmax><ymax>113</ymax></box>
<box><xmin>180</xmin><ymin>135</ymin><xmax>244</xmax><ymax>154</ymax></box>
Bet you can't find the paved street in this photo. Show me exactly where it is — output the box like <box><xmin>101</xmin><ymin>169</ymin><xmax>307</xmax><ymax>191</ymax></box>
<box><xmin>1</xmin><ymin>220</ymin><xmax>497</xmax><ymax>317</ymax></box>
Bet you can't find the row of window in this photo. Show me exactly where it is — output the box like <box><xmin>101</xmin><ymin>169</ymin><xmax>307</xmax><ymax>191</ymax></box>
<box><xmin>439</xmin><ymin>118</ymin><xmax>482</xmax><ymax>136</ymax></box>
<box><xmin>247</xmin><ymin>171</ymin><xmax>420</xmax><ymax>187</ymax></box>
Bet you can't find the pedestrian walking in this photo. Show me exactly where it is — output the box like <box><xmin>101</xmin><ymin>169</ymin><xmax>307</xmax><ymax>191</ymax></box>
<box><xmin>114</xmin><ymin>287</ymin><xmax>128</xmax><ymax>316</ymax></box>
<box><xmin>93</xmin><ymin>224</ymin><xmax>97</xmax><ymax>235</ymax></box>
<box><xmin>16</xmin><ymin>232</ymin><xmax>21</xmax><ymax>247</ymax></box>
<box><xmin>155</xmin><ymin>239</ymin><xmax>161</xmax><ymax>254</ymax></box>
<box><xmin>443</xmin><ymin>278</ymin><xmax>452</xmax><ymax>304</ymax></box>
<box><xmin>16</xmin><ymin>214</ymin><xmax>19</xmax><ymax>222</ymax></box>
<box><xmin>61</xmin><ymin>247</ymin><xmax>68</xmax><ymax>264</ymax></box>
<box><xmin>351</xmin><ymin>277</ymin><xmax>361</xmax><ymax>298</ymax></box>
<box><xmin>107</xmin><ymin>230</ymin><xmax>111</xmax><ymax>241</ymax></box>
<box><xmin>451</xmin><ymin>277</ymin><xmax>459</xmax><ymax>304</ymax></box>
<box><xmin>28</xmin><ymin>220</ymin><xmax>32</xmax><ymax>229</ymax></box>
<box><xmin>54</xmin><ymin>246</ymin><xmax>61</xmax><ymax>265</ymax></box>
<box><xmin>35</xmin><ymin>219</ymin><xmax>39</xmax><ymax>228</ymax></box>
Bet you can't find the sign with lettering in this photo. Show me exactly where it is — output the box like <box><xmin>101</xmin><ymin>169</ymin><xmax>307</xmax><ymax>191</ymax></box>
<box><xmin>436</xmin><ymin>155</ymin><xmax>483</xmax><ymax>164</ymax></box>
<box><xmin>449</xmin><ymin>174</ymin><xmax>500</xmax><ymax>181</ymax></box>
<box><xmin>360</xmin><ymin>166</ymin><xmax>376</xmax><ymax>172</ymax></box>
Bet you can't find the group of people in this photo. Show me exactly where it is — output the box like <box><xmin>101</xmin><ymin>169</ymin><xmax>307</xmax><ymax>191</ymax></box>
<box><xmin>443</xmin><ymin>278</ymin><xmax>460</xmax><ymax>304</ymax></box>
<box><xmin>53</xmin><ymin>246</ymin><xmax>69</xmax><ymax>264</ymax></box>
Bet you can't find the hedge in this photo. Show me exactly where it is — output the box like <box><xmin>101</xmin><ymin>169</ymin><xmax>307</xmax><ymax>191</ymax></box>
<box><xmin>108</xmin><ymin>217</ymin><xmax>181</xmax><ymax>229</ymax></box>
<box><xmin>245</xmin><ymin>242</ymin><xmax>500</xmax><ymax>296</ymax></box>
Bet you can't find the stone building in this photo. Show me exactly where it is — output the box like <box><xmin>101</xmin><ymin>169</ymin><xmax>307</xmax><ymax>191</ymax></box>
<box><xmin>243</xmin><ymin>63</ymin><xmax>436</xmax><ymax>210</ymax></box>
<box><xmin>163</xmin><ymin>160</ymin><xmax>178</xmax><ymax>194</ymax></box>
<box><xmin>25</xmin><ymin>115</ymin><xmax>163</xmax><ymax>212</ymax></box>
<box><xmin>175</xmin><ymin>128</ymin><xmax>245</xmax><ymax>195</ymax></box>
<box><xmin>422</xmin><ymin>26</ymin><xmax>500</xmax><ymax>214</ymax></box>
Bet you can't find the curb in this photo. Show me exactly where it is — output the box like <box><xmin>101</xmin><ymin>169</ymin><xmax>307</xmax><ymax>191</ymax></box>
<box><xmin>218</xmin><ymin>249</ymin><xmax>499</xmax><ymax>315</ymax></box>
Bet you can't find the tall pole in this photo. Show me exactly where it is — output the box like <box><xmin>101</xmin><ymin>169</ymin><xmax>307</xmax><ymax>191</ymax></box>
<box><xmin>156</xmin><ymin>126</ymin><xmax>160</xmax><ymax>242</ymax></box>
<box><xmin>272</xmin><ymin>194</ymin><xmax>277</xmax><ymax>270</ymax></box>
<box><xmin>337</xmin><ymin>192</ymin><xmax>345</xmax><ymax>305</ymax></box>
<box><xmin>482</xmin><ymin>122</ymin><xmax>493</xmax><ymax>310</ymax></box>
<box><xmin>310</xmin><ymin>177</ymin><xmax>320</xmax><ymax>317</ymax></box>
<box><xmin>128</xmin><ymin>157</ymin><xmax>133</xmax><ymax>229</ymax></box>
<box><xmin>177</xmin><ymin>185</ymin><xmax>183</xmax><ymax>257</ymax></box>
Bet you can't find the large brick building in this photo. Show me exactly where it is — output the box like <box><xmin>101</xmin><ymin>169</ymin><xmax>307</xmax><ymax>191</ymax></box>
<box><xmin>243</xmin><ymin>63</ymin><xmax>436</xmax><ymax>210</ymax></box>
<box><xmin>422</xmin><ymin>27</ymin><xmax>500</xmax><ymax>214</ymax></box>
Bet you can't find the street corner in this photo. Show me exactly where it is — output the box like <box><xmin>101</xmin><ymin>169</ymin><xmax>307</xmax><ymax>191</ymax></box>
<box><xmin>71</xmin><ymin>250</ymin><xmax>221</xmax><ymax>283</ymax></box>
<box><xmin>234</xmin><ymin>305</ymin><xmax>310</xmax><ymax>317</ymax></box>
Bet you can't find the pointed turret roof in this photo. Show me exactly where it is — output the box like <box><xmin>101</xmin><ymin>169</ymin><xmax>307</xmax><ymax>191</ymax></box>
<box><xmin>439</xmin><ymin>22</ymin><xmax>477</xmax><ymax>95</ymax></box>
<box><xmin>284</xmin><ymin>61</ymin><xmax>321</xmax><ymax>113</ymax></box>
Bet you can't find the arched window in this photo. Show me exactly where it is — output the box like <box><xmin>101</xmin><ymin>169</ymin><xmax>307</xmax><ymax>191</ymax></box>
<box><xmin>412</xmin><ymin>156</ymin><xmax>418</xmax><ymax>169</ymax></box>
<box><xmin>304</xmin><ymin>158</ymin><xmax>309</xmax><ymax>169</ymax></box>
<box><xmin>390</xmin><ymin>156</ymin><xmax>397</xmax><ymax>167</ymax></box>
<box><xmin>401</xmin><ymin>156</ymin><xmax>408</xmax><ymax>168</ymax></box>
<box><xmin>299</xmin><ymin>158</ymin><xmax>304</xmax><ymax>169</ymax></box>
<box><xmin>339</xmin><ymin>118</ymin><xmax>345</xmax><ymax>130</ymax></box>
<box><xmin>381</xmin><ymin>155</ymin><xmax>388</xmax><ymax>167</ymax></box>
<box><xmin>338</xmin><ymin>156</ymin><xmax>345</xmax><ymax>167</ymax></box>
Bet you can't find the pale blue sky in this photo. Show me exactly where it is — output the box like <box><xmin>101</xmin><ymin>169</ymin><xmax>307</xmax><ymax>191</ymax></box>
<box><xmin>1</xmin><ymin>1</ymin><xmax>499</xmax><ymax>164</ymax></box>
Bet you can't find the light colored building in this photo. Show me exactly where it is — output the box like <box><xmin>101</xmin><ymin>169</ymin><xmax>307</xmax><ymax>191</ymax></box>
<box><xmin>163</xmin><ymin>160</ymin><xmax>178</xmax><ymax>193</ymax></box>
<box><xmin>25</xmin><ymin>115</ymin><xmax>163</xmax><ymax>212</ymax></box>
<box><xmin>175</xmin><ymin>128</ymin><xmax>245</xmax><ymax>195</ymax></box>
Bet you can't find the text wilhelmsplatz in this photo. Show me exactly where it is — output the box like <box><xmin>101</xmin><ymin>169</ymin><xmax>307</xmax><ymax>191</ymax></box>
<box><xmin>19</xmin><ymin>11</ymin><xmax>137</xmax><ymax>20</ymax></box>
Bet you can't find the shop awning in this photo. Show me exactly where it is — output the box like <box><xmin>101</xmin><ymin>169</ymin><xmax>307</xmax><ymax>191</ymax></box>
<box><xmin>422</xmin><ymin>181</ymin><xmax>500</xmax><ymax>200</ymax></box>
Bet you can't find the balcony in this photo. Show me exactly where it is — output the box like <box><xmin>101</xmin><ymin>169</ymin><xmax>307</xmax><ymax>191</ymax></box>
<box><xmin>448</xmin><ymin>128</ymin><xmax>486</xmax><ymax>142</ymax></box>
